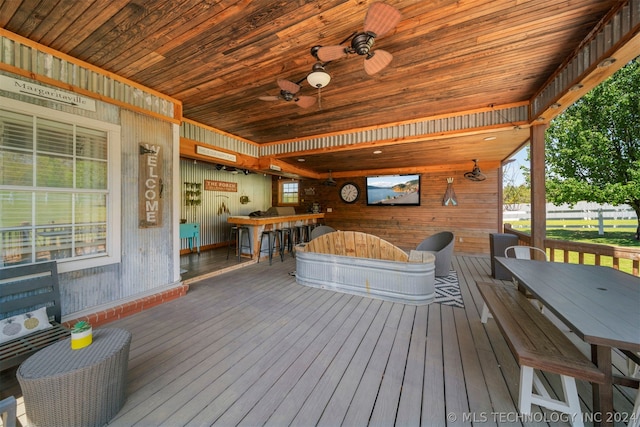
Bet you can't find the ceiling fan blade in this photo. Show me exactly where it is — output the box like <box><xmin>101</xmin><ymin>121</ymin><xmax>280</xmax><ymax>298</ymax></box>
<box><xmin>317</xmin><ymin>45</ymin><xmax>348</xmax><ymax>62</ymax></box>
<box><xmin>295</xmin><ymin>96</ymin><xmax>316</xmax><ymax>108</ymax></box>
<box><xmin>259</xmin><ymin>96</ymin><xmax>280</xmax><ymax>101</ymax></box>
<box><xmin>364</xmin><ymin>2</ymin><xmax>401</xmax><ymax>37</ymax></box>
<box><xmin>277</xmin><ymin>79</ymin><xmax>300</xmax><ymax>94</ymax></box>
<box><xmin>364</xmin><ymin>49</ymin><xmax>393</xmax><ymax>75</ymax></box>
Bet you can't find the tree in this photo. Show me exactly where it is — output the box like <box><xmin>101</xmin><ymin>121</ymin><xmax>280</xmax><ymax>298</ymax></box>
<box><xmin>503</xmin><ymin>160</ymin><xmax>530</xmax><ymax>210</ymax></box>
<box><xmin>545</xmin><ymin>57</ymin><xmax>640</xmax><ymax>239</ymax></box>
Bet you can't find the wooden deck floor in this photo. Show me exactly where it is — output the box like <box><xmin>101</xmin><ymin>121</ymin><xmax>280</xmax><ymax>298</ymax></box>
<box><xmin>3</xmin><ymin>254</ymin><xmax>637</xmax><ymax>426</ymax></box>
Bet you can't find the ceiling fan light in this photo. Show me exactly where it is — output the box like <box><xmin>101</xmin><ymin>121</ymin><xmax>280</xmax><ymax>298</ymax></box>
<box><xmin>307</xmin><ymin>64</ymin><xmax>331</xmax><ymax>88</ymax></box>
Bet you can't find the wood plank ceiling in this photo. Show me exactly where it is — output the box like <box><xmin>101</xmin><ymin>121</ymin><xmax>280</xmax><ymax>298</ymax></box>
<box><xmin>0</xmin><ymin>0</ymin><xmax>636</xmax><ymax>177</ymax></box>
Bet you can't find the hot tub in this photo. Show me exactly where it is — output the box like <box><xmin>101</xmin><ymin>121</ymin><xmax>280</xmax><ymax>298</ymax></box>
<box><xmin>295</xmin><ymin>231</ymin><xmax>436</xmax><ymax>305</ymax></box>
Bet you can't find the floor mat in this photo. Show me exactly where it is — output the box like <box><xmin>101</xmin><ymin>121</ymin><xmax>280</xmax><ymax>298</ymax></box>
<box><xmin>434</xmin><ymin>271</ymin><xmax>464</xmax><ymax>308</ymax></box>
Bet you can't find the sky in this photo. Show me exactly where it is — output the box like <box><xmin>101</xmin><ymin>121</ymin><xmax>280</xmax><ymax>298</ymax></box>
<box><xmin>367</xmin><ymin>174</ymin><xmax>419</xmax><ymax>187</ymax></box>
<box><xmin>507</xmin><ymin>146</ymin><xmax>528</xmax><ymax>186</ymax></box>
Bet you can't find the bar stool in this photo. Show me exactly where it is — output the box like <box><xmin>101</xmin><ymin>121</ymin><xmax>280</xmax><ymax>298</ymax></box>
<box><xmin>226</xmin><ymin>226</ymin><xmax>251</xmax><ymax>261</ymax></box>
<box><xmin>277</xmin><ymin>227</ymin><xmax>294</xmax><ymax>258</ymax></box>
<box><xmin>257</xmin><ymin>230</ymin><xmax>282</xmax><ymax>265</ymax></box>
<box><xmin>295</xmin><ymin>225</ymin><xmax>308</xmax><ymax>243</ymax></box>
<box><xmin>307</xmin><ymin>223</ymin><xmax>318</xmax><ymax>240</ymax></box>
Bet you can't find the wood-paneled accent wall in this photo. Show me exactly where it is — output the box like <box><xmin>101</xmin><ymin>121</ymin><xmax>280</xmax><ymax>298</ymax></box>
<box><xmin>275</xmin><ymin>168</ymin><xmax>500</xmax><ymax>255</ymax></box>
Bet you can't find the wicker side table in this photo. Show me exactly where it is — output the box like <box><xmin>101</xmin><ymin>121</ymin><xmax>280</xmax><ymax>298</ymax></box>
<box><xmin>17</xmin><ymin>328</ymin><xmax>131</xmax><ymax>427</ymax></box>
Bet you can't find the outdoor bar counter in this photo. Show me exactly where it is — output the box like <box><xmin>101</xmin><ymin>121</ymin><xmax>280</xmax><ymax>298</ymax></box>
<box><xmin>228</xmin><ymin>212</ymin><xmax>324</xmax><ymax>259</ymax></box>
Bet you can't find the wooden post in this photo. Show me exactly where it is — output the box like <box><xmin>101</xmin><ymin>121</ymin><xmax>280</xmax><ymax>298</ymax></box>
<box><xmin>530</xmin><ymin>124</ymin><xmax>546</xmax><ymax>255</ymax></box>
<box><xmin>497</xmin><ymin>164</ymin><xmax>504</xmax><ymax>231</ymax></box>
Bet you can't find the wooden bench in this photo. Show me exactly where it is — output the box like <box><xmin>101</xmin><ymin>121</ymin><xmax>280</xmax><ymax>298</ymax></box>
<box><xmin>1</xmin><ymin>261</ymin><xmax>70</xmax><ymax>372</ymax></box>
<box><xmin>477</xmin><ymin>281</ymin><xmax>605</xmax><ymax>427</ymax></box>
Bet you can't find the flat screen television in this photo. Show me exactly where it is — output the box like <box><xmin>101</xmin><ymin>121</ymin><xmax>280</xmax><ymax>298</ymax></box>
<box><xmin>366</xmin><ymin>174</ymin><xmax>421</xmax><ymax>206</ymax></box>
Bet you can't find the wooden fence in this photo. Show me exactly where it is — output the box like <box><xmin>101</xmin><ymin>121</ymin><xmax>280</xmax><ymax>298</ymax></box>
<box><xmin>503</xmin><ymin>224</ymin><xmax>640</xmax><ymax>277</ymax></box>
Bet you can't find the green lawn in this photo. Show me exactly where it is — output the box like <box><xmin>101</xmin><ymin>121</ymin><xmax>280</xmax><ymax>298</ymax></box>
<box><xmin>545</xmin><ymin>229</ymin><xmax>640</xmax><ymax>247</ymax></box>
<box><xmin>508</xmin><ymin>221</ymin><xmax>639</xmax><ymax>247</ymax></box>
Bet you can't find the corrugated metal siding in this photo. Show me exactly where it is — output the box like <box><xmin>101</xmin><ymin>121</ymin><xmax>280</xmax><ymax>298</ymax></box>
<box><xmin>180</xmin><ymin>159</ymin><xmax>272</xmax><ymax>248</ymax></box>
<box><xmin>0</xmin><ymin>31</ymin><xmax>176</xmax><ymax>120</ymax></box>
<box><xmin>532</xmin><ymin>1</ymin><xmax>640</xmax><ymax>116</ymax></box>
<box><xmin>260</xmin><ymin>105</ymin><xmax>529</xmax><ymax>156</ymax></box>
<box><xmin>119</xmin><ymin>111</ymin><xmax>175</xmax><ymax>294</ymax></box>
<box><xmin>180</xmin><ymin>121</ymin><xmax>259</xmax><ymax>157</ymax></box>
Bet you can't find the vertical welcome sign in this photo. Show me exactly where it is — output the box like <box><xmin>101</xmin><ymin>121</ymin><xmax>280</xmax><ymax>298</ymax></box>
<box><xmin>139</xmin><ymin>144</ymin><xmax>163</xmax><ymax>228</ymax></box>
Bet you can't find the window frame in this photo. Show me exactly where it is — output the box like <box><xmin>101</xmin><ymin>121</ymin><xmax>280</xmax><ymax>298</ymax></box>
<box><xmin>0</xmin><ymin>97</ymin><xmax>121</xmax><ymax>273</ymax></box>
<box><xmin>277</xmin><ymin>179</ymin><xmax>300</xmax><ymax>206</ymax></box>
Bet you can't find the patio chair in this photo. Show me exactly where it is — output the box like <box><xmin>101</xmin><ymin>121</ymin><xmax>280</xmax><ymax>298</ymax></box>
<box><xmin>0</xmin><ymin>396</ymin><xmax>16</xmax><ymax>427</ymax></box>
<box><xmin>504</xmin><ymin>245</ymin><xmax>548</xmax><ymax>261</ymax></box>
<box><xmin>416</xmin><ymin>231</ymin><xmax>454</xmax><ymax>277</ymax></box>
<box><xmin>310</xmin><ymin>225</ymin><xmax>336</xmax><ymax>240</ymax></box>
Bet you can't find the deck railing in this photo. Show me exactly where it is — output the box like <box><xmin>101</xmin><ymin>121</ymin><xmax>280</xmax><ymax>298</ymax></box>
<box><xmin>503</xmin><ymin>223</ymin><xmax>640</xmax><ymax>277</ymax></box>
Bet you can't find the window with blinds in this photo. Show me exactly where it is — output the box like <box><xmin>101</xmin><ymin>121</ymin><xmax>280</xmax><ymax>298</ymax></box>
<box><xmin>278</xmin><ymin>180</ymin><xmax>299</xmax><ymax>205</ymax></box>
<box><xmin>0</xmin><ymin>98</ymin><xmax>121</xmax><ymax>271</ymax></box>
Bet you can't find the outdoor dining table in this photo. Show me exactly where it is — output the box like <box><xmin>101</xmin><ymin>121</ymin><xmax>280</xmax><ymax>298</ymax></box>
<box><xmin>495</xmin><ymin>256</ymin><xmax>640</xmax><ymax>427</ymax></box>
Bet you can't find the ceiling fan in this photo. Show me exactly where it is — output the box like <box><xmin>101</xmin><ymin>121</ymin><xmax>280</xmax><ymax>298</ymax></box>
<box><xmin>464</xmin><ymin>159</ymin><xmax>487</xmax><ymax>182</ymax></box>
<box><xmin>315</xmin><ymin>2</ymin><xmax>401</xmax><ymax>75</ymax></box>
<box><xmin>323</xmin><ymin>170</ymin><xmax>337</xmax><ymax>186</ymax></box>
<box><xmin>259</xmin><ymin>79</ymin><xmax>316</xmax><ymax>108</ymax></box>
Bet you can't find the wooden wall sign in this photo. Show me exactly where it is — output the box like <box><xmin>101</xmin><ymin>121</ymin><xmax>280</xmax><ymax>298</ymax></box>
<box><xmin>139</xmin><ymin>144</ymin><xmax>163</xmax><ymax>228</ymax></box>
<box><xmin>204</xmin><ymin>180</ymin><xmax>237</xmax><ymax>192</ymax></box>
